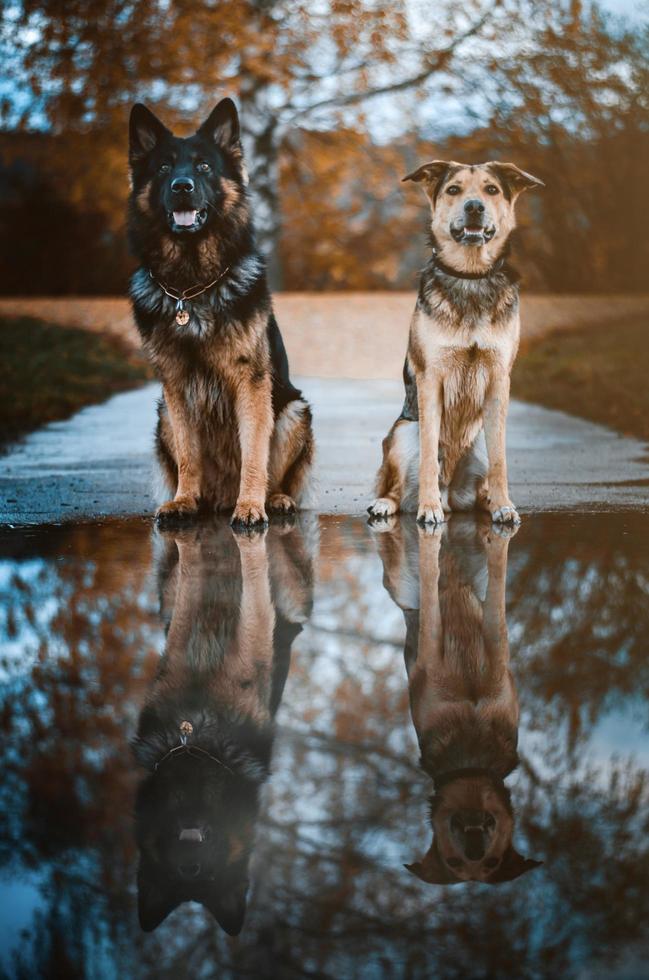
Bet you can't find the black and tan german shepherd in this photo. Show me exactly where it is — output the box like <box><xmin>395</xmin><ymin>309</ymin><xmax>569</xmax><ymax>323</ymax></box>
<box><xmin>131</xmin><ymin>518</ymin><xmax>315</xmax><ymax>933</ymax></box>
<box><xmin>372</xmin><ymin>516</ymin><xmax>541</xmax><ymax>884</ymax></box>
<box><xmin>128</xmin><ymin>98</ymin><xmax>313</xmax><ymax>528</ymax></box>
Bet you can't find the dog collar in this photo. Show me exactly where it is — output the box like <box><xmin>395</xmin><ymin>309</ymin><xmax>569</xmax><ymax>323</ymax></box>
<box><xmin>153</xmin><ymin>720</ymin><xmax>234</xmax><ymax>774</ymax></box>
<box><xmin>148</xmin><ymin>267</ymin><xmax>230</xmax><ymax>325</ymax></box>
<box><xmin>433</xmin><ymin>766</ymin><xmax>502</xmax><ymax>789</ymax></box>
<box><xmin>431</xmin><ymin>250</ymin><xmax>505</xmax><ymax>281</ymax></box>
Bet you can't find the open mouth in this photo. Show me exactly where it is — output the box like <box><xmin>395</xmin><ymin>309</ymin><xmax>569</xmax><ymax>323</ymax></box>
<box><xmin>168</xmin><ymin>208</ymin><xmax>208</xmax><ymax>233</ymax></box>
<box><xmin>451</xmin><ymin>224</ymin><xmax>496</xmax><ymax>244</ymax></box>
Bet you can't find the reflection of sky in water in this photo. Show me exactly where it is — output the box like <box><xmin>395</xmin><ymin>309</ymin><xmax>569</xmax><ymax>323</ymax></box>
<box><xmin>0</xmin><ymin>514</ymin><xmax>648</xmax><ymax>977</ymax></box>
<box><xmin>0</xmin><ymin>875</ymin><xmax>46</xmax><ymax>973</ymax></box>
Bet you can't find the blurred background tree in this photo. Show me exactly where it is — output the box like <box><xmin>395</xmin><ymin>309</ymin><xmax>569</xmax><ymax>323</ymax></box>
<box><xmin>0</xmin><ymin>0</ymin><xmax>646</xmax><ymax>292</ymax></box>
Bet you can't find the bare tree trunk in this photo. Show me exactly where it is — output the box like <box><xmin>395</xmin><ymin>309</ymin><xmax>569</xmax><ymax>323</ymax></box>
<box><xmin>240</xmin><ymin>101</ymin><xmax>283</xmax><ymax>289</ymax></box>
<box><xmin>238</xmin><ymin>1</ymin><xmax>284</xmax><ymax>290</ymax></box>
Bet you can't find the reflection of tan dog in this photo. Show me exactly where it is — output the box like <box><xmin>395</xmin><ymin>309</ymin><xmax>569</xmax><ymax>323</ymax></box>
<box><xmin>132</xmin><ymin>518</ymin><xmax>315</xmax><ymax>933</ymax></box>
<box><xmin>369</xmin><ymin>162</ymin><xmax>543</xmax><ymax>527</ymax></box>
<box><xmin>374</xmin><ymin>516</ymin><xmax>541</xmax><ymax>884</ymax></box>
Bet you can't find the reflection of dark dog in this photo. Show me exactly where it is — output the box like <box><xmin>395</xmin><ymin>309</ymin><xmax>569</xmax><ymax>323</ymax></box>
<box><xmin>132</xmin><ymin>518</ymin><xmax>315</xmax><ymax>933</ymax></box>
<box><xmin>128</xmin><ymin>99</ymin><xmax>313</xmax><ymax>528</ymax></box>
<box><xmin>373</xmin><ymin>516</ymin><xmax>541</xmax><ymax>884</ymax></box>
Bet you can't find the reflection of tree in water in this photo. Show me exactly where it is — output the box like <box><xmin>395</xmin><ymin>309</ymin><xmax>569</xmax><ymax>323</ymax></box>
<box><xmin>508</xmin><ymin>514</ymin><xmax>649</xmax><ymax>740</ymax></box>
<box><xmin>0</xmin><ymin>522</ymin><xmax>160</xmax><ymax>977</ymax></box>
<box><xmin>1</xmin><ymin>515</ymin><xmax>649</xmax><ymax>977</ymax></box>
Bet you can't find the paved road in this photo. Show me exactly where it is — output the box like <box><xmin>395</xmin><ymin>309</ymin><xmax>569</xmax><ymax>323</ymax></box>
<box><xmin>1</xmin><ymin>380</ymin><xmax>648</xmax><ymax>524</ymax></box>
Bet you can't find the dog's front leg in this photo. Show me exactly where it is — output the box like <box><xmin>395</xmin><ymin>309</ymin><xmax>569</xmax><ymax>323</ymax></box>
<box><xmin>416</xmin><ymin>371</ymin><xmax>445</xmax><ymax>525</ymax></box>
<box><xmin>482</xmin><ymin>525</ymin><xmax>513</xmax><ymax>660</ymax></box>
<box><xmin>408</xmin><ymin>525</ymin><xmax>443</xmax><ymax>736</ymax></box>
<box><xmin>231</xmin><ymin>531</ymin><xmax>275</xmax><ymax>717</ymax></box>
<box><xmin>232</xmin><ymin>375</ymin><xmax>273</xmax><ymax>528</ymax></box>
<box><xmin>156</xmin><ymin>385</ymin><xmax>202</xmax><ymax>523</ymax></box>
<box><xmin>164</xmin><ymin>530</ymin><xmax>203</xmax><ymax>654</ymax></box>
<box><xmin>482</xmin><ymin>525</ymin><xmax>519</xmax><ymax>723</ymax></box>
<box><xmin>483</xmin><ymin>373</ymin><xmax>520</xmax><ymax>525</ymax></box>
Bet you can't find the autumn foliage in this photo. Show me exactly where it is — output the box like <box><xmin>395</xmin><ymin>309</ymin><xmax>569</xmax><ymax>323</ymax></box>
<box><xmin>0</xmin><ymin>1</ymin><xmax>647</xmax><ymax>293</ymax></box>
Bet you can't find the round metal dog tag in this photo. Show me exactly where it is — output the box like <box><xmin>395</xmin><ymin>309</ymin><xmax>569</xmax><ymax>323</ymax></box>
<box><xmin>175</xmin><ymin>305</ymin><xmax>190</xmax><ymax>326</ymax></box>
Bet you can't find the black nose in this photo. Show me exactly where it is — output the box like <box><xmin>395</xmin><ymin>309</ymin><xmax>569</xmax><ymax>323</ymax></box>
<box><xmin>171</xmin><ymin>176</ymin><xmax>195</xmax><ymax>194</ymax></box>
<box><xmin>464</xmin><ymin>198</ymin><xmax>485</xmax><ymax>214</ymax></box>
<box><xmin>178</xmin><ymin>862</ymin><xmax>201</xmax><ymax>878</ymax></box>
<box><xmin>464</xmin><ymin>829</ymin><xmax>486</xmax><ymax>861</ymax></box>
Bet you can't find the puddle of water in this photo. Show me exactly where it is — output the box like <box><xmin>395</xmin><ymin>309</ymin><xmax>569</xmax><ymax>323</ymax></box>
<box><xmin>1</xmin><ymin>512</ymin><xmax>649</xmax><ymax>979</ymax></box>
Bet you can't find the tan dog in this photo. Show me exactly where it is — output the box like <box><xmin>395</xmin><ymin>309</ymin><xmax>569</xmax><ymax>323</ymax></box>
<box><xmin>373</xmin><ymin>517</ymin><xmax>541</xmax><ymax>884</ymax></box>
<box><xmin>369</xmin><ymin>161</ymin><xmax>543</xmax><ymax>526</ymax></box>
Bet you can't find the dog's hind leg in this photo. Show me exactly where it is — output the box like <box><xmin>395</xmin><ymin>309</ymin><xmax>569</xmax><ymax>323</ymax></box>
<box><xmin>267</xmin><ymin>400</ymin><xmax>315</xmax><ymax>514</ymax></box>
<box><xmin>369</xmin><ymin>419</ymin><xmax>419</xmax><ymax>517</ymax></box>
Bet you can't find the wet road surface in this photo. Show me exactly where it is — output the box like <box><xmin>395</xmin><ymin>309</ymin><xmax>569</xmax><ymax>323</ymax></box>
<box><xmin>2</xmin><ymin>380</ymin><xmax>649</xmax><ymax>523</ymax></box>
<box><xmin>1</xmin><ymin>512</ymin><xmax>649</xmax><ymax>978</ymax></box>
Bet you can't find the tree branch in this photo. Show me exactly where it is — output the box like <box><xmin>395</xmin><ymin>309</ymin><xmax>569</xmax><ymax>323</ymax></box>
<box><xmin>283</xmin><ymin>4</ymin><xmax>497</xmax><ymax>124</ymax></box>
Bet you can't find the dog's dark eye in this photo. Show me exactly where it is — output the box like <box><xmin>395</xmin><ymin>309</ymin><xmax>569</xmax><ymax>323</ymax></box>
<box><xmin>159</xmin><ymin>163</ymin><xmax>171</xmax><ymax>174</ymax></box>
<box><xmin>446</xmin><ymin>185</ymin><xmax>461</xmax><ymax>195</ymax></box>
<box><xmin>196</xmin><ymin>162</ymin><xmax>211</xmax><ymax>173</ymax></box>
<box><xmin>485</xmin><ymin>184</ymin><xmax>500</xmax><ymax>195</ymax></box>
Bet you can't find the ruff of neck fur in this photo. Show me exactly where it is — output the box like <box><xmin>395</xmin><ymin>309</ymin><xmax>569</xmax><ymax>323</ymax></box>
<box><xmin>432</xmin><ymin>250</ymin><xmax>505</xmax><ymax>280</ymax></box>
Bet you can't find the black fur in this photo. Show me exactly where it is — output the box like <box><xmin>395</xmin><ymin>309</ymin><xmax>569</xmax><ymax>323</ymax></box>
<box><xmin>127</xmin><ymin>98</ymin><xmax>303</xmax><ymax>418</ymax></box>
<box><xmin>131</xmin><ymin>522</ymin><xmax>313</xmax><ymax>934</ymax></box>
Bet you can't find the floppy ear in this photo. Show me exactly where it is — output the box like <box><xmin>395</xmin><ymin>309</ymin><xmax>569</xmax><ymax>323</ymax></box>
<box><xmin>487</xmin><ymin>846</ymin><xmax>543</xmax><ymax>884</ymax></box>
<box><xmin>201</xmin><ymin>878</ymin><xmax>248</xmax><ymax>936</ymax></box>
<box><xmin>129</xmin><ymin>104</ymin><xmax>170</xmax><ymax>164</ymax></box>
<box><xmin>137</xmin><ymin>865</ymin><xmax>182</xmax><ymax>931</ymax></box>
<box><xmin>402</xmin><ymin>159</ymin><xmax>452</xmax><ymax>199</ymax></box>
<box><xmin>198</xmin><ymin>97</ymin><xmax>240</xmax><ymax>147</ymax></box>
<box><xmin>487</xmin><ymin>162</ymin><xmax>544</xmax><ymax>197</ymax></box>
<box><xmin>405</xmin><ymin>842</ymin><xmax>461</xmax><ymax>885</ymax></box>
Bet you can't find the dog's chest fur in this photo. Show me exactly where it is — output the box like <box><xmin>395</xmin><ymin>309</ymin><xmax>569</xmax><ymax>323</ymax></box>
<box><xmin>403</xmin><ymin>266</ymin><xmax>520</xmax><ymax>449</ymax></box>
<box><xmin>130</xmin><ymin>261</ymin><xmax>269</xmax><ymax>419</ymax></box>
<box><xmin>416</xmin><ymin>265</ymin><xmax>520</xmax><ymax>357</ymax></box>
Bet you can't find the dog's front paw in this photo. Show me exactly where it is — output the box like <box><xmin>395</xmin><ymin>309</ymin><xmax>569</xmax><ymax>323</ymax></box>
<box><xmin>231</xmin><ymin>500</ymin><xmax>268</xmax><ymax>529</ymax></box>
<box><xmin>417</xmin><ymin>501</ymin><xmax>446</xmax><ymax>526</ymax></box>
<box><xmin>491</xmin><ymin>503</ymin><xmax>521</xmax><ymax>526</ymax></box>
<box><xmin>267</xmin><ymin>493</ymin><xmax>296</xmax><ymax>515</ymax></box>
<box><xmin>155</xmin><ymin>495</ymin><xmax>200</xmax><ymax>526</ymax></box>
<box><xmin>368</xmin><ymin>497</ymin><xmax>398</xmax><ymax>519</ymax></box>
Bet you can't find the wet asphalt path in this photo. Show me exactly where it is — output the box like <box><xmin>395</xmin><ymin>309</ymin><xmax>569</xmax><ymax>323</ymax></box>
<box><xmin>0</xmin><ymin>379</ymin><xmax>648</xmax><ymax>524</ymax></box>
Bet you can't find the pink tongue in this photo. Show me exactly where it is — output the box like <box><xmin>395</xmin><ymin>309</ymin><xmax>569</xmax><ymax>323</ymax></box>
<box><xmin>173</xmin><ymin>210</ymin><xmax>197</xmax><ymax>226</ymax></box>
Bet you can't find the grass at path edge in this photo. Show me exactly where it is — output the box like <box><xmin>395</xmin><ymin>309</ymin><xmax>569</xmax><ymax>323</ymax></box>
<box><xmin>0</xmin><ymin>315</ymin><xmax>152</xmax><ymax>449</ymax></box>
<box><xmin>513</xmin><ymin>315</ymin><xmax>649</xmax><ymax>443</ymax></box>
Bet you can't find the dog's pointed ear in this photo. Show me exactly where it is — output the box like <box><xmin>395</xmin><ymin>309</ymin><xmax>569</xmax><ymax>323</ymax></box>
<box><xmin>402</xmin><ymin>160</ymin><xmax>452</xmax><ymax>197</ymax></box>
<box><xmin>201</xmin><ymin>878</ymin><xmax>248</xmax><ymax>936</ymax></box>
<box><xmin>198</xmin><ymin>97</ymin><xmax>240</xmax><ymax>147</ymax></box>
<box><xmin>487</xmin><ymin>162</ymin><xmax>544</xmax><ymax>198</ymax></box>
<box><xmin>404</xmin><ymin>841</ymin><xmax>461</xmax><ymax>885</ymax></box>
<box><xmin>487</xmin><ymin>846</ymin><xmax>543</xmax><ymax>884</ymax></box>
<box><xmin>129</xmin><ymin>104</ymin><xmax>170</xmax><ymax>164</ymax></box>
<box><xmin>137</xmin><ymin>864</ymin><xmax>182</xmax><ymax>932</ymax></box>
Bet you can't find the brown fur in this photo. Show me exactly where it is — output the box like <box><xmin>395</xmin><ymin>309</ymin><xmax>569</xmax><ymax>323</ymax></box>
<box><xmin>372</xmin><ymin>516</ymin><xmax>541</xmax><ymax>884</ymax></box>
<box><xmin>369</xmin><ymin>161</ymin><xmax>543</xmax><ymax>527</ymax></box>
<box><xmin>128</xmin><ymin>99</ymin><xmax>314</xmax><ymax>529</ymax></box>
<box><xmin>133</xmin><ymin>516</ymin><xmax>316</xmax><ymax>933</ymax></box>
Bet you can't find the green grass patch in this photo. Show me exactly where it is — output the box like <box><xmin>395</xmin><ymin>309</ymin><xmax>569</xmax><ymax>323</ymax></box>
<box><xmin>512</xmin><ymin>316</ymin><xmax>649</xmax><ymax>441</ymax></box>
<box><xmin>0</xmin><ymin>316</ymin><xmax>152</xmax><ymax>448</ymax></box>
